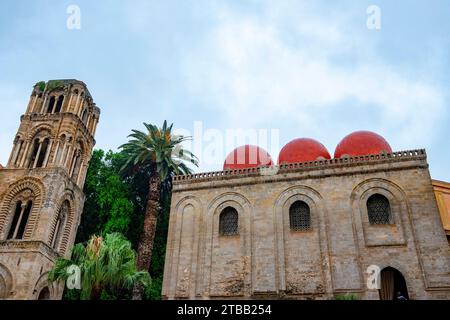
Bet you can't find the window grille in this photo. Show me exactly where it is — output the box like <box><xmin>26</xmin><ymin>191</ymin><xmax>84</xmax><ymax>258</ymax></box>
<box><xmin>219</xmin><ymin>207</ymin><xmax>238</xmax><ymax>236</ymax></box>
<box><xmin>289</xmin><ymin>201</ymin><xmax>311</xmax><ymax>231</ymax></box>
<box><xmin>367</xmin><ymin>194</ymin><xmax>392</xmax><ymax>225</ymax></box>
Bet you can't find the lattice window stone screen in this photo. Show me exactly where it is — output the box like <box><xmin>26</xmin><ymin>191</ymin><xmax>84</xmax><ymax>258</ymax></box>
<box><xmin>289</xmin><ymin>201</ymin><xmax>311</xmax><ymax>231</ymax></box>
<box><xmin>219</xmin><ymin>207</ymin><xmax>239</xmax><ymax>236</ymax></box>
<box><xmin>367</xmin><ymin>194</ymin><xmax>392</xmax><ymax>225</ymax></box>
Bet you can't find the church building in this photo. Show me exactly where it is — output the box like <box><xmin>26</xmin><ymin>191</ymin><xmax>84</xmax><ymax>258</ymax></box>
<box><xmin>162</xmin><ymin>132</ymin><xmax>450</xmax><ymax>300</ymax></box>
<box><xmin>0</xmin><ymin>80</ymin><xmax>100</xmax><ymax>299</ymax></box>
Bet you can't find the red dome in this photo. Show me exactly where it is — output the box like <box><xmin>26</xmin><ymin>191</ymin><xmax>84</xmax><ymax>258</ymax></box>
<box><xmin>223</xmin><ymin>145</ymin><xmax>273</xmax><ymax>170</ymax></box>
<box><xmin>278</xmin><ymin>138</ymin><xmax>331</xmax><ymax>164</ymax></box>
<box><xmin>334</xmin><ymin>131</ymin><xmax>392</xmax><ymax>158</ymax></box>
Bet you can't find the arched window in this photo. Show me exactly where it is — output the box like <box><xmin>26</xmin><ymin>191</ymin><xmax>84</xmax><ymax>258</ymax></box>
<box><xmin>46</xmin><ymin>96</ymin><xmax>55</xmax><ymax>113</ymax></box>
<box><xmin>28</xmin><ymin>137</ymin><xmax>50</xmax><ymax>168</ymax></box>
<box><xmin>289</xmin><ymin>201</ymin><xmax>311</xmax><ymax>231</ymax></box>
<box><xmin>51</xmin><ymin>201</ymin><xmax>69</xmax><ymax>250</ymax></box>
<box><xmin>219</xmin><ymin>207</ymin><xmax>239</xmax><ymax>236</ymax></box>
<box><xmin>367</xmin><ymin>194</ymin><xmax>392</xmax><ymax>225</ymax></box>
<box><xmin>7</xmin><ymin>200</ymin><xmax>33</xmax><ymax>240</ymax></box>
<box><xmin>54</xmin><ymin>95</ymin><xmax>64</xmax><ymax>113</ymax></box>
<box><xmin>28</xmin><ymin>139</ymin><xmax>40</xmax><ymax>168</ymax></box>
<box><xmin>81</xmin><ymin>108</ymin><xmax>88</xmax><ymax>125</ymax></box>
<box><xmin>36</xmin><ymin>138</ymin><xmax>49</xmax><ymax>168</ymax></box>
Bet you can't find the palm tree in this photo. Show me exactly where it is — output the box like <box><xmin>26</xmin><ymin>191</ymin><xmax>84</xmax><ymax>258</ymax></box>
<box><xmin>119</xmin><ymin>121</ymin><xmax>198</xmax><ymax>299</ymax></box>
<box><xmin>49</xmin><ymin>233</ymin><xmax>150</xmax><ymax>300</ymax></box>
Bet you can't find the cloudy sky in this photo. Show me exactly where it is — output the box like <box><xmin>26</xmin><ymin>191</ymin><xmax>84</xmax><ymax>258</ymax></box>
<box><xmin>0</xmin><ymin>0</ymin><xmax>449</xmax><ymax>180</ymax></box>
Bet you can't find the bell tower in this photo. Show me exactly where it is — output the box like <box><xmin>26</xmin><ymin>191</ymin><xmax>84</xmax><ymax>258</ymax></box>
<box><xmin>0</xmin><ymin>79</ymin><xmax>100</xmax><ymax>299</ymax></box>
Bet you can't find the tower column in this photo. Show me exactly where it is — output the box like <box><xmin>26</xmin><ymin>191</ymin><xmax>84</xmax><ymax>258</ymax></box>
<box><xmin>66</xmin><ymin>94</ymin><xmax>73</xmax><ymax>112</ymax></box>
<box><xmin>7</xmin><ymin>140</ymin><xmax>19</xmax><ymax>167</ymax></box>
<box><xmin>64</xmin><ymin>145</ymin><xmax>73</xmax><ymax>170</ymax></box>
<box><xmin>40</xmin><ymin>94</ymin><xmax>48</xmax><ymax>114</ymax></box>
<box><xmin>51</xmin><ymin>139</ymin><xmax>60</xmax><ymax>165</ymax></box>
<box><xmin>76</xmin><ymin>161</ymin><xmax>85</xmax><ymax>186</ymax></box>
<box><xmin>58</xmin><ymin>141</ymin><xmax>67</xmax><ymax>165</ymax></box>
<box><xmin>19</xmin><ymin>141</ymin><xmax>31</xmax><ymax>168</ymax></box>
<box><xmin>31</xmin><ymin>95</ymin><xmax>38</xmax><ymax>113</ymax></box>
<box><xmin>11</xmin><ymin>202</ymin><xmax>27</xmax><ymax>240</ymax></box>
<box><xmin>74</xmin><ymin>93</ymin><xmax>81</xmax><ymax>115</ymax></box>
<box><xmin>43</xmin><ymin>139</ymin><xmax>53</xmax><ymax>168</ymax></box>
<box><xmin>32</xmin><ymin>140</ymin><xmax>43</xmax><ymax>168</ymax></box>
<box><xmin>25</xmin><ymin>96</ymin><xmax>34</xmax><ymax>114</ymax></box>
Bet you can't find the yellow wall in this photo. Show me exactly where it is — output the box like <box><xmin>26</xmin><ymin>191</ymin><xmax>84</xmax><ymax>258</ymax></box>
<box><xmin>433</xmin><ymin>180</ymin><xmax>450</xmax><ymax>237</ymax></box>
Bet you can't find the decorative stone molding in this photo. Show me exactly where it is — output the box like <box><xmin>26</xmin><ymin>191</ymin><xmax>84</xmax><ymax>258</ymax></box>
<box><xmin>0</xmin><ymin>177</ymin><xmax>44</xmax><ymax>239</ymax></box>
<box><xmin>0</xmin><ymin>240</ymin><xmax>60</xmax><ymax>261</ymax></box>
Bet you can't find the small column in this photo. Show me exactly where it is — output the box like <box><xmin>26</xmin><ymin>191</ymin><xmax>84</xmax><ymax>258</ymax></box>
<box><xmin>40</xmin><ymin>94</ymin><xmax>48</xmax><ymax>113</ymax></box>
<box><xmin>7</xmin><ymin>140</ymin><xmax>18</xmax><ymax>167</ymax></box>
<box><xmin>74</xmin><ymin>94</ymin><xmax>81</xmax><ymax>115</ymax></box>
<box><xmin>32</xmin><ymin>140</ymin><xmax>43</xmax><ymax>168</ymax></box>
<box><xmin>11</xmin><ymin>141</ymin><xmax>23</xmax><ymax>167</ymax></box>
<box><xmin>12</xmin><ymin>202</ymin><xmax>27</xmax><ymax>239</ymax></box>
<box><xmin>19</xmin><ymin>141</ymin><xmax>31</xmax><ymax>168</ymax></box>
<box><xmin>76</xmin><ymin>161</ymin><xmax>84</xmax><ymax>185</ymax></box>
<box><xmin>58</xmin><ymin>142</ymin><xmax>66</xmax><ymax>165</ymax></box>
<box><xmin>66</xmin><ymin>94</ymin><xmax>73</xmax><ymax>112</ymax></box>
<box><xmin>69</xmin><ymin>154</ymin><xmax>76</xmax><ymax>177</ymax></box>
<box><xmin>25</xmin><ymin>96</ymin><xmax>34</xmax><ymax>114</ymax></box>
<box><xmin>80</xmin><ymin>163</ymin><xmax>89</xmax><ymax>187</ymax></box>
<box><xmin>64</xmin><ymin>145</ymin><xmax>73</xmax><ymax>170</ymax></box>
<box><xmin>92</xmin><ymin>119</ymin><xmax>98</xmax><ymax>137</ymax></box>
<box><xmin>31</xmin><ymin>95</ymin><xmax>38</xmax><ymax>113</ymax></box>
<box><xmin>42</xmin><ymin>139</ymin><xmax>53</xmax><ymax>167</ymax></box>
<box><xmin>51</xmin><ymin>140</ymin><xmax>60</xmax><ymax>164</ymax></box>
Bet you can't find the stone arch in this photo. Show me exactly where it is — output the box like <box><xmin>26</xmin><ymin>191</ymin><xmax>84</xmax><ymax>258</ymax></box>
<box><xmin>48</xmin><ymin>191</ymin><xmax>75</xmax><ymax>255</ymax></box>
<box><xmin>27</xmin><ymin>124</ymin><xmax>54</xmax><ymax>141</ymax></box>
<box><xmin>168</xmin><ymin>196</ymin><xmax>203</xmax><ymax>298</ymax></box>
<box><xmin>0</xmin><ymin>177</ymin><xmax>44</xmax><ymax>240</ymax></box>
<box><xmin>205</xmin><ymin>192</ymin><xmax>252</xmax><ymax>297</ymax></box>
<box><xmin>0</xmin><ymin>263</ymin><xmax>13</xmax><ymax>299</ymax></box>
<box><xmin>350</xmin><ymin>178</ymin><xmax>408</xmax><ymax>247</ymax></box>
<box><xmin>33</xmin><ymin>272</ymin><xmax>57</xmax><ymax>300</ymax></box>
<box><xmin>273</xmin><ymin>186</ymin><xmax>330</xmax><ymax>294</ymax></box>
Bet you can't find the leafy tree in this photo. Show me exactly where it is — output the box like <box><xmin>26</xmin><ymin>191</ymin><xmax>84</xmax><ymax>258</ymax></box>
<box><xmin>49</xmin><ymin>233</ymin><xmax>150</xmax><ymax>300</ymax></box>
<box><xmin>119</xmin><ymin>121</ymin><xmax>198</xmax><ymax>299</ymax></box>
<box><xmin>76</xmin><ymin>150</ymin><xmax>134</xmax><ymax>243</ymax></box>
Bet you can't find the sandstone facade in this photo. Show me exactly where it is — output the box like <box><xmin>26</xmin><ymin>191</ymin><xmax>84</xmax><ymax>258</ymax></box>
<box><xmin>163</xmin><ymin>150</ymin><xmax>450</xmax><ymax>299</ymax></box>
<box><xmin>0</xmin><ymin>80</ymin><xmax>99</xmax><ymax>300</ymax></box>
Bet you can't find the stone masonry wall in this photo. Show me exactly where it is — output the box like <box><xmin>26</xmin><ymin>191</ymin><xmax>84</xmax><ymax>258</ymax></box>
<box><xmin>162</xmin><ymin>150</ymin><xmax>450</xmax><ymax>300</ymax></box>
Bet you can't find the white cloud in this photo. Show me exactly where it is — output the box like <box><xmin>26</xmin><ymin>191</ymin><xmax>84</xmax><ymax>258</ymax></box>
<box><xmin>182</xmin><ymin>1</ymin><xmax>447</xmax><ymax>149</ymax></box>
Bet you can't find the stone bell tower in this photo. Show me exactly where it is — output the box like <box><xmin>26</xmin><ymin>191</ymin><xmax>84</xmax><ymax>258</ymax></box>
<box><xmin>0</xmin><ymin>79</ymin><xmax>100</xmax><ymax>299</ymax></box>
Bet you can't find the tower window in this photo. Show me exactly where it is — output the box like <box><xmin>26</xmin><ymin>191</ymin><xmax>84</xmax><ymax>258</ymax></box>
<box><xmin>52</xmin><ymin>201</ymin><xmax>69</xmax><ymax>250</ymax></box>
<box><xmin>367</xmin><ymin>194</ymin><xmax>392</xmax><ymax>225</ymax></box>
<box><xmin>46</xmin><ymin>96</ymin><xmax>55</xmax><ymax>113</ymax></box>
<box><xmin>54</xmin><ymin>95</ymin><xmax>64</xmax><ymax>113</ymax></box>
<box><xmin>28</xmin><ymin>137</ymin><xmax>50</xmax><ymax>168</ymax></box>
<box><xmin>289</xmin><ymin>201</ymin><xmax>311</xmax><ymax>231</ymax></box>
<box><xmin>81</xmin><ymin>109</ymin><xmax>88</xmax><ymax>125</ymax></box>
<box><xmin>36</xmin><ymin>138</ymin><xmax>49</xmax><ymax>168</ymax></box>
<box><xmin>219</xmin><ymin>207</ymin><xmax>239</xmax><ymax>236</ymax></box>
<box><xmin>7</xmin><ymin>200</ymin><xmax>33</xmax><ymax>240</ymax></box>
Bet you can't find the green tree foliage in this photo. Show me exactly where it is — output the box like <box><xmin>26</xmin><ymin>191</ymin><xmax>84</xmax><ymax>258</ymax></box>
<box><xmin>73</xmin><ymin>148</ymin><xmax>175</xmax><ymax>299</ymax></box>
<box><xmin>76</xmin><ymin>150</ymin><xmax>134</xmax><ymax>243</ymax></box>
<box><xmin>49</xmin><ymin>233</ymin><xmax>150</xmax><ymax>300</ymax></box>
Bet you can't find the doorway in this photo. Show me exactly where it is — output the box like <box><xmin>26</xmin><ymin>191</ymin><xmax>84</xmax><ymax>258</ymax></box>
<box><xmin>379</xmin><ymin>267</ymin><xmax>409</xmax><ymax>300</ymax></box>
